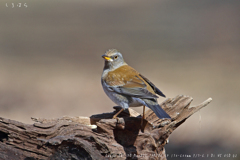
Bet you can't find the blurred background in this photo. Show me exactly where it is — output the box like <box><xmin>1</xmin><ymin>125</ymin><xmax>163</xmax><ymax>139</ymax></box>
<box><xmin>0</xmin><ymin>0</ymin><xmax>239</xmax><ymax>159</ymax></box>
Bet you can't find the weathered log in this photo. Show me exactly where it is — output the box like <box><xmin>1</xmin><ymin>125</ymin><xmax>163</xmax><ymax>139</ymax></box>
<box><xmin>0</xmin><ymin>95</ymin><xmax>212</xmax><ymax>160</ymax></box>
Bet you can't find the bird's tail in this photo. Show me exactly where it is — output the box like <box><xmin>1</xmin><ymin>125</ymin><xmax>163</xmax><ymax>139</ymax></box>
<box><xmin>144</xmin><ymin>100</ymin><xmax>171</xmax><ymax>119</ymax></box>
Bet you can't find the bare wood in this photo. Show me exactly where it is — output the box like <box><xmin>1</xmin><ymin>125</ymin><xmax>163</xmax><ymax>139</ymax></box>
<box><xmin>0</xmin><ymin>95</ymin><xmax>212</xmax><ymax>160</ymax></box>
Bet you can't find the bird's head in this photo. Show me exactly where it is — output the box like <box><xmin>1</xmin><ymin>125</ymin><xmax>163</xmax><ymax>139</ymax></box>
<box><xmin>102</xmin><ymin>49</ymin><xmax>127</xmax><ymax>70</ymax></box>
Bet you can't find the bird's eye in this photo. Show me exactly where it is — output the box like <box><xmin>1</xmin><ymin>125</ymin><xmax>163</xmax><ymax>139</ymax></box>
<box><xmin>114</xmin><ymin>56</ymin><xmax>118</xmax><ymax>59</ymax></box>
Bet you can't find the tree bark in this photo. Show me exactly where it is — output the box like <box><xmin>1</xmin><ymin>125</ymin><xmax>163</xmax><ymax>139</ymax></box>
<box><xmin>0</xmin><ymin>95</ymin><xmax>212</xmax><ymax>160</ymax></box>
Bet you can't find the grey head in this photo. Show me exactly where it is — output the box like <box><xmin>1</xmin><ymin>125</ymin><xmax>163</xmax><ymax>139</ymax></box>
<box><xmin>102</xmin><ymin>49</ymin><xmax>127</xmax><ymax>70</ymax></box>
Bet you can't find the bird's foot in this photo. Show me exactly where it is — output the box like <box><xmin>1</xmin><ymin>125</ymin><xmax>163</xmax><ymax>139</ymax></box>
<box><xmin>112</xmin><ymin>115</ymin><xmax>119</xmax><ymax>120</ymax></box>
<box><xmin>140</xmin><ymin>106</ymin><xmax>145</xmax><ymax>132</ymax></box>
<box><xmin>112</xmin><ymin>108</ymin><xmax>124</xmax><ymax>119</ymax></box>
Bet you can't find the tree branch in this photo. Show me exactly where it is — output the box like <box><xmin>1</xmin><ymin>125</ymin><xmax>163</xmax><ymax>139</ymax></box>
<box><xmin>0</xmin><ymin>95</ymin><xmax>212</xmax><ymax>160</ymax></box>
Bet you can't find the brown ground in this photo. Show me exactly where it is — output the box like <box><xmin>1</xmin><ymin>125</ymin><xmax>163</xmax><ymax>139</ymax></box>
<box><xmin>1</xmin><ymin>0</ymin><xmax>239</xmax><ymax>159</ymax></box>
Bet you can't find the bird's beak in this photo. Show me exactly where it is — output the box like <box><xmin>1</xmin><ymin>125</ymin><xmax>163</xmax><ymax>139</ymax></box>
<box><xmin>102</xmin><ymin>55</ymin><xmax>113</xmax><ymax>61</ymax></box>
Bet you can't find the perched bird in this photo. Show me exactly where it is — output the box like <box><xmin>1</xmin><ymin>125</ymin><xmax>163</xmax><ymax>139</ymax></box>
<box><xmin>101</xmin><ymin>49</ymin><xmax>171</xmax><ymax>120</ymax></box>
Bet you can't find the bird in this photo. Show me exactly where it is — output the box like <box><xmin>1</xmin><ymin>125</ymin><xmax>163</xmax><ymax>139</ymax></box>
<box><xmin>101</xmin><ymin>49</ymin><xmax>171</xmax><ymax>121</ymax></box>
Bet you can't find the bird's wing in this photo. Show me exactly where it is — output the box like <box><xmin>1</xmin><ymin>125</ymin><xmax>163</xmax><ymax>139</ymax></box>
<box><xmin>139</xmin><ymin>74</ymin><xmax>166</xmax><ymax>97</ymax></box>
<box><xmin>104</xmin><ymin>65</ymin><xmax>158</xmax><ymax>99</ymax></box>
<box><xmin>110</xmin><ymin>76</ymin><xmax>159</xmax><ymax>99</ymax></box>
